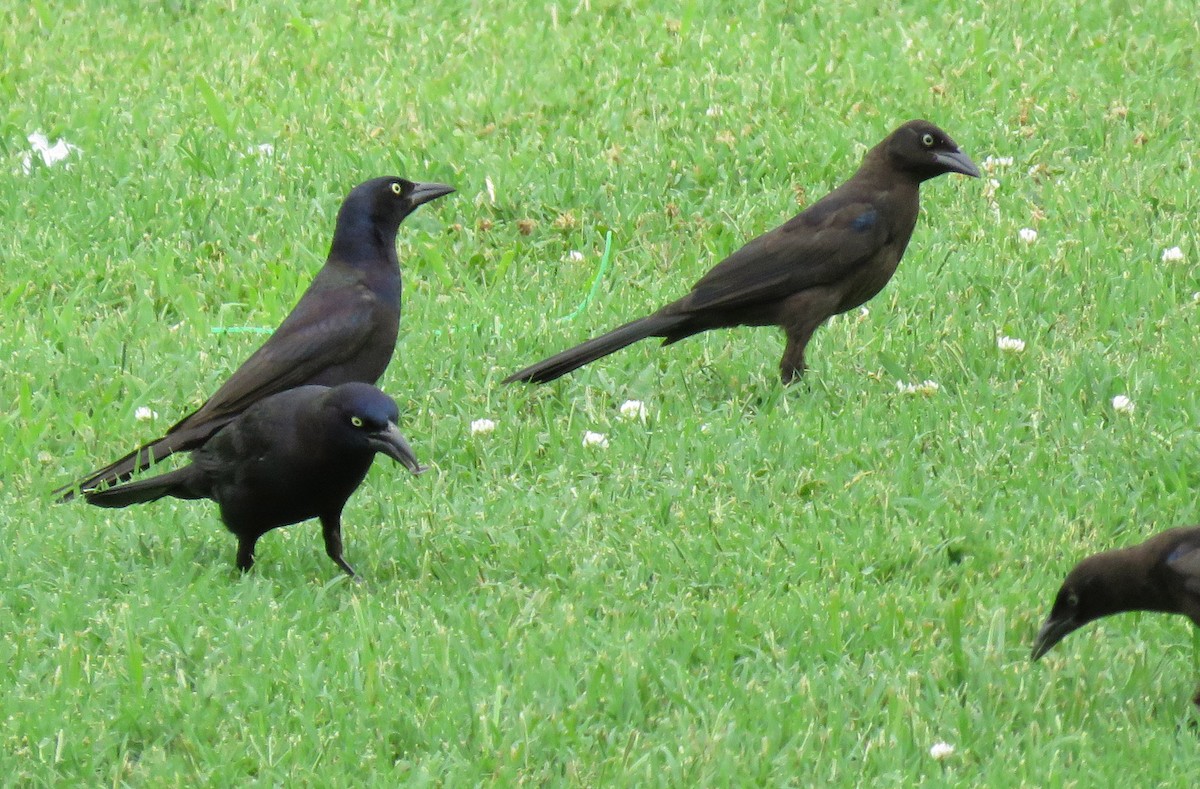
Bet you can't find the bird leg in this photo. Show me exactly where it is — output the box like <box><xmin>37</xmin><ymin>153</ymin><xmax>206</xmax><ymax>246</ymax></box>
<box><xmin>779</xmin><ymin>343</ymin><xmax>807</xmax><ymax>384</ymax></box>
<box><xmin>1193</xmin><ymin>627</ymin><xmax>1200</xmax><ymax>708</ymax></box>
<box><xmin>235</xmin><ymin>537</ymin><xmax>258</xmax><ymax>572</ymax></box>
<box><xmin>779</xmin><ymin>315</ymin><xmax>825</xmax><ymax>384</ymax></box>
<box><xmin>321</xmin><ymin>514</ymin><xmax>357</xmax><ymax>577</ymax></box>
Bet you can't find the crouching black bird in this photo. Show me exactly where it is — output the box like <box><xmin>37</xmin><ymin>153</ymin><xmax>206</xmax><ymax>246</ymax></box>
<box><xmin>504</xmin><ymin>120</ymin><xmax>979</xmax><ymax>385</ymax></box>
<box><xmin>85</xmin><ymin>383</ymin><xmax>426</xmax><ymax>577</ymax></box>
<box><xmin>1032</xmin><ymin>526</ymin><xmax>1200</xmax><ymax>669</ymax></box>
<box><xmin>55</xmin><ymin>176</ymin><xmax>453</xmax><ymax>501</ymax></box>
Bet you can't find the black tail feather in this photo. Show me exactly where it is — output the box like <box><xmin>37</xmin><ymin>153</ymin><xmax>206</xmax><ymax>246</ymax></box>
<box><xmin>83</xmin><ymin>465</ymin><xmax>204</xmax><ymax>509</ymax></box>
<box><xmin>53</xmin><ymin>417</ymin><xmax>232</xmax><ymax>503</ymax></box>
<box><xmin>503</xmin><ymin>313</ymin><xmax>685</xmax><ymax>384</ymax></box>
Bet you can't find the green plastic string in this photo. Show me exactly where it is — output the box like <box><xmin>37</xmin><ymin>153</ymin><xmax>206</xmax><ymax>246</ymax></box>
<box><xmin>210</xmin><ymin>326</ymin><xmax>275</xmax><ymax>335</ymax></box>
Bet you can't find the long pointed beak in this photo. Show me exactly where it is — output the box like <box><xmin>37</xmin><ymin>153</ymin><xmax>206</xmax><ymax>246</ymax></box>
<box><xmin>408</xmin><ymin>181</ymin><xmax>455</xmax><ymax>207</ymax></box>
<box><xmin>1031</xmin><ymin>615</ymin><xmax>1080</xmax><ymax>661</ymax></box>
<box><xmin>368</xmin><ymin>423</ymin><xmax>427</xmax><ymax>475</ymax></box>
<box><xmin>934</xmin><ymin>150</ymin><xmax>981</xmax><ymax>178</ymax></box>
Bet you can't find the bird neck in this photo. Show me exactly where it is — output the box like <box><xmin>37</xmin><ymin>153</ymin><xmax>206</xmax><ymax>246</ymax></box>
<box><xmin>1084</xmin><ymin>550</ymin><xmax>1176</xmax><ymax>617</ymax></box>
<box><xmin>856</xmin><ymin>148</ymin><xmax>921</xmax><ymax>192</ymax></box>
<box><xmin>328</xmin><ymin>212</ymin><xmax>401</xmax><ymax>271</ymax></box>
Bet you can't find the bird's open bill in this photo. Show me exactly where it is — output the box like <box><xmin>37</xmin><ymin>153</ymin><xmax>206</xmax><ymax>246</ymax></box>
<box><xmin>369</xmin><ymin>423</ymin><xmax>427</xmax><ymax>475</ymax></box>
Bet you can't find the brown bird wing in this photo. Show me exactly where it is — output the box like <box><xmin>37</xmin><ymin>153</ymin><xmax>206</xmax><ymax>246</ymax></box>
<box><xmin>1166</xmin><ymin>539</ymin><xmax>1200</xmax><ymax>595</ymax></box>
<box><xmin>682</xmin><ymin>199</ymin><xmax>889</xmax><ymax>313</ymax></box>
<box><xmin>172</xmin><ymin>282</ymin><xmax>384</xmax><ymax>433</ymax></box>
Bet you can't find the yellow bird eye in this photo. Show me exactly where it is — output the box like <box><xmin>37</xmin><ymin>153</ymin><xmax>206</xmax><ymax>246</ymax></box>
<box><xmin>390</xmin><ymin>182</ymin><xmax>403</xmax><ymax>195</ymax></box>
<box><xmin>921</xmin><ymin>133</ymin><xmax>934</xmax><ymax>147</ymax></box>
<box><xmin>351</xmin><ymin>416</ymin><xmax>364</xmax><ymax>427</ymax></box>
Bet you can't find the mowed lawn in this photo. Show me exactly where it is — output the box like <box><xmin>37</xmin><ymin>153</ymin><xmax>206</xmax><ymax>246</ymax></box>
<box><xmin>3</xmin><ymin>0</ymin><xmax>1199</xmax><ymax>785</ymax></box>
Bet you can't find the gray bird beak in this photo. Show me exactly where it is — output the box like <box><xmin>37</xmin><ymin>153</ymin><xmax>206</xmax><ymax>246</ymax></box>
<box><xmin>933</xmin><ymin>150</ymin><xmax>981</xmax><ymax>178</ymax></box>
<box><xmin>368</xmin><ymin>423</ymin><xmax>428</xmax><ymax>476</ymax></box>
<box><xmin>408</xmin><ymin>181</ymin><xmax>455</xmax><ymax>207</ymax></box>
<box><xmin>1030</xmin><ymin>615</ymin><xmax>1080</xmax><ymax>661</ymax></box>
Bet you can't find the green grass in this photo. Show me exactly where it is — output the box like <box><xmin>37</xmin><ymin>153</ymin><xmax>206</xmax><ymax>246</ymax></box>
<box><xmin>3</xmin><ymin>0</ymin><xmax>1200</xmax><ymax>784</ymax></box>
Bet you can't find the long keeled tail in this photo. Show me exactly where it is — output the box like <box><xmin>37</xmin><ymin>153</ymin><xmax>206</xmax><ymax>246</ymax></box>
<box><xmin>82</xmin><ymin>464</ymin><xmax>202</xmax><ymax>509</ymax></box>
<box><xmin>503</xmin><ymin>312</ymin><xmax>686</xmax><ymax>384</ymax></box>
<box><xmin>53</xmin><ymin>416</ymin><xmax>230</xmax><ymax>502</ymax></box>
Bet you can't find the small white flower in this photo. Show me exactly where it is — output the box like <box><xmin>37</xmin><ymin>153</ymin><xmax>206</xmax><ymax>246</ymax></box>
<box><xmin>705</xmin><ymin>105</ymin><xmax>723</xmax><ymax>118</ymax></box>
<box><xmin>1192</xmin><ymin>291</ymin><xmax>1200</xmax><ymax>303</ymax></box>
<box><xmin>859</xmin><ymin>306</ymin><xmax>870</xmax><ymax>317</ymax></box>
<box><xmin>1161</xmin><ymin>246</ymin><xmax>1184</xmax><ymax>263</ymax></box>
<box><xmin>567</xmin><ymin>250</ymin><xmax>585</xmax><ymax>263</ymax></box>
<box><xmin>469</xmin><ymin>418</ymin><xmax>496</xmax><ymax>436</ymax></box>
<box><xmin>582</xmin><ymin>431</ymin><xmax>609</xmax><ymax>449</ymax></box>
<box><xmin>21</xmin><ymin>131</ymin><xmax>81</xmax><ymax>173</ymax></box>
<box><xmin>982</xmin><ymin>155</ymin><xmax>1014</xmax><ymax>173</ymax></box>
<box><xmin>997</xmin><ymin>335</ymin><xmax>1026</xmax><ymax>353</ymax></box>
<box><xmin>1018</xmin><ymin>227</ymin><xmax>1038</xmax><ymax>244</ymax></box>
<box><xmin>619</xmin><ymin>399</ymin><xmax>647</xmax><ymax>421</ymax></box>
<box><xmin>896</xmin><ymin>379</ymin><xmax>940</xmax><ymax>396</ymax></box>
<box><xmin>134</xmin><ymin>406</ymin><xmax>159</xmax><ymax>421</ymax></box>
<box><xmin>1111</xmin><ymin>395</ymin><xmax>1134</xmax><ymax>414</ymax></box>
<box><xmin>249</xmin><ymin>142</ymin><xmax>274</xmax><ymax>157</ymax></box>
<box><xmin>929</xmin><ymin>741</ymin><xmax>955</xmax><ymax>760</ymax></box>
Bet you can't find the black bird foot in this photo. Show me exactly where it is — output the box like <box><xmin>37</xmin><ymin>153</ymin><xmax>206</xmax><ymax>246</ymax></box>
<box><xmin>329</xmin><ymin>554</ymin><xmax>358</xmax><ymax>578</ymax></box>
<box><xmin>779</xmin><ymin>358</ymin><xmax>807</xmax><ymax>385</ymax></box>
<box><xmin>235</xmin><ymin>540</ymin><xmax>257</xmax><ymax>574</ymax></box>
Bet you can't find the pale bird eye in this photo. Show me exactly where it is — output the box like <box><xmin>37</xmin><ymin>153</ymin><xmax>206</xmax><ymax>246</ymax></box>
<box><xmin>921</xmin><ymin>133</ymin><xmax>934</xmax><ymax>147</ymax></box>
<box><xmin>391</xmin><ymin>182</ymin><xmax>403</xmax><ymax>195</ymax></box>
<box><xmin>351</xmin><ymin>416</ymin><xmax>364</xmax><ymax>427</ymax></box>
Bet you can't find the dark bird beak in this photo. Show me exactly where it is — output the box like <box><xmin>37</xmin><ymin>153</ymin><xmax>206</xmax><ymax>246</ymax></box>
<box><xmin>407</xmin><ymin>181</ymin><xmax>455</xmax><ymax>207</ymax></box>
<box><xmin>368</xmin><ymin>423</ymin><xmax>428</xmax><ymax>475</ymax></box>
<box><xmin>1030</xmin><ymin>614</ymin><xmax>1080</xmax><ymax>661</ymax></box>
<box><xmin>933</xmin><ymin>150</ymin><xmax>981</xmax><ymax>178</ymax></box>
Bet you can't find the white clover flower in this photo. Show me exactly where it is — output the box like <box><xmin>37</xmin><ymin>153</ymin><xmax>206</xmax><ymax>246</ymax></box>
<box><xmin>1111</xmin><ymin>395</ymin><xmax>1134</xmax><ymax>414</ymax></box>
<box><xmin>1161</xmin><ymin>246</ymin><xmax>1184</xmax><ymax>263</ymax></box>
<box><xmin>929</xmin><ymin>741</ymin><xmax>955</xmax><ymax>760</ymax></box>
<box><xmin>582</xmin><ymin>431</ymin><xmax>609</xmax><ymax>449</ymax></box>
<box><xmin>897</xmin><ymin>379</ymin><xmax>940</xmax><ymax>396</ymax></box>
<box><xmin>21</xmin><ymin>131</ymin><xmax>81</xmax><ymax>173</ymax></box>
<box><xmin>619</xmin><ymin>399</ymin><xmax>647</xmax><ymax>421</ymax></box>
<box><xmin>134</xmin><ymin>406</ymin><xmax>159</xmax><ymax>421</ymax></box>
<box><xmin>997</xmin><ymin>335</ymin><xmax>1026</xmax><ymax>353</ymax></box>
<box><xmin>981</xmin><ymin>155</ymin><xmax>1014</xmax><ymax>173</ymax></box>
<box><xmin>1018</xmin><ymin>227</ymin><xmax>1038</xmax><ymax>244</ymax></box>
<box><xmin>469</xmin><ymin>418</ymin><xmax>496</xmax><ymax>436</ymax></box>
<box><xmin>567</xmin><ymin>250</ymin><xmax>585</xmax><ymax>263</ymax></box>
